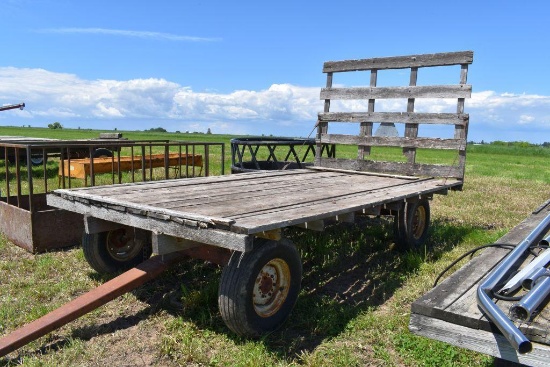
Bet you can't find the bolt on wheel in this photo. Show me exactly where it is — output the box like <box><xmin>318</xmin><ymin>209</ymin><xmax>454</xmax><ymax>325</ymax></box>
<box><xmin>253</xmin><ymin>258</ymin><xmax>291</xmax><ymax>318</ymax></box>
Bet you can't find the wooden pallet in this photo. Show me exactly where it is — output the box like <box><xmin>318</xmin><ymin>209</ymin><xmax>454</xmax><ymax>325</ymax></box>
<box><xmin>410</xmin><ymin>200</ymin><xmax>550</xmax><ymax>366</ymax></box>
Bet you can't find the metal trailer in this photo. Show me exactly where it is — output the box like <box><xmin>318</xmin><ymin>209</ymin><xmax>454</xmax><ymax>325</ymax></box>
<box><xmin>0</xmin><ymin>138</ymin><xmax>224</xmax><ymax>252</ymax></box>
<box><xmin>230</xmin><ymin>136</ymin><xmax>336</xmax><ymax>172</ymax></box>
<box><xmin>45</xmin><ymin>51</ymin><xmax>473</xmax><ymax>337</ymax></box>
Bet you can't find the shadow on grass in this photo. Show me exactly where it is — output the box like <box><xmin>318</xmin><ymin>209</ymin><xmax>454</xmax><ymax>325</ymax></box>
<box><xmin>16</xmin><ymin>216</ymin><xmax>485</xmax><ymax>363</ymax></box>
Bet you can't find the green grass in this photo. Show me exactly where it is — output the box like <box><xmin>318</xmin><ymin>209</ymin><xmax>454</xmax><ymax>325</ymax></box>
<box><xmin>0</xmin><ymin>127</ymin><xmax>548</xmax><ymax>366</ymax></box>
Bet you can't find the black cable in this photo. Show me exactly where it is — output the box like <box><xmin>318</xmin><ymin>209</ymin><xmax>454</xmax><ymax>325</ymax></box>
<box><xmin>491</xmin><ymin>292</ymin><xmax>523</xmax><ymax>302</ymax></box>
<box><xmin>432</xmin><ymin>243</ymin><xmax>515</xmax><ymax>288</ymax></box>
<box><xmin>433</xmin><ymin>242</ymin><xmax>549</xmax><ymax>292</ymax></box>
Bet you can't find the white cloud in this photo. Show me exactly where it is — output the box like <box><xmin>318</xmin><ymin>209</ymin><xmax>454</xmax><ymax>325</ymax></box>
<box><xmin>37</xmin><ymin>28</ymin><xmax>221</xmax><ymax>42</ymax></box>
<box><xmin>1</xmin><ymin>67</ymin><xmax>550</xmax><ymax>142</ymax></box>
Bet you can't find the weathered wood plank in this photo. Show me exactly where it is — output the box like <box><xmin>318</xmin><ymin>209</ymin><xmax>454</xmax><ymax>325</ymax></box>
<box><xmin>321</xmin><ymin>134</ymin><xmax>464</xmax><ymax>150</ymax></box>
<box><xmin>50</xmin><ymin>190</ymin><xmax>236</xmax><ymax>228</ymax></box>
<box><xmin>323</xmin><ymin>51</ymin><xmax>474</xmax><ymax>73</ymax></box>
<box><xmin>306</xmin><ymin>166</ymin><xmax>418</xmax><ymax>180</ymax></box>
<box><xmin>47</xmin><ymin>194</ymin><xmax>253</xmax><ymax>252</ymax></box>
<box><xmin>410</xmin><ymin>313</ymin><xmax>550</xmax><ymax>367</ymax></box>
<box><xmin>231</xmin><ymin>178</ymin><xmax>457</xmax><ymax>234</ymax></box>
<box><xmin>93</xmin><ymin>171</ymin><xmax>351</xmax><ymax>205</ymax></box>
<box><xmin>411</xmin><ymin>246</ymin><xmax>505</xmax><ymax>323</ymax></box>
<box><xmin>318</xmin><ymin>112</ymin><xmax>469</xmax><ymax>125</ymax></box>
<box><xmin>320</xmin><ymin>85</ymin><xmax>472</xmax><ymax>100</ymax></box>
<box><xmin>182</xmin><ymin>177</ymin><xmax>409</xmax><ymax>218</ymax></box>
<box><xmin>62</xmin><ymin>169</ymin><xmax>313</xmax><ymax>196</ymax></box>
<box><xmin>157</xmin><ymin>174</ymin><xmax>407</xmax><ymax>218</ymax></box>
<box><xmin>317</xmin><ymin>158</ymin><xmax>464</xmax><ymax>178</ymax></box>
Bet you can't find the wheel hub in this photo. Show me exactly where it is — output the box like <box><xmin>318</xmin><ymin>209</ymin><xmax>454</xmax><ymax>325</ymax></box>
<box><xmin>106</xmin><ymin>228</ymin><xmax>142</xmax><ymax>261</ymax></box>
<box><xmin>411</xmin><ymin>206</ymin><xmax>427</xmax><ymax>239</ymax></box>
<box><xmin>253</xmin><ymin>258</ymin><xmax>291</xmax><ymax>318</ymax></box>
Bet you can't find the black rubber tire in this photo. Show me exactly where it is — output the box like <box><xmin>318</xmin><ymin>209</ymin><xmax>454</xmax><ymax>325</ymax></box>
<box><xmin>394</xmin><ymin>198</ymin><xmax>431</xmax><ymax>250</ymax></box>
<box><xmin>92</xmin><ymin>148</ymin><xmax>113</xmax><ymax>158</ymax></box>
<box><xmin>82</xmin><ymin>226</ymin><xmax>152</xmax><ymax>274</ymax></box>
<box><xmin>218</xmin><ymin>238</ymin><xmax>302</xmax><ymax>337</ymax></box>
<box><xmin>30</xmin><ymin>154</ymin><xmax>46</xmax><ymax>166</ymax></box>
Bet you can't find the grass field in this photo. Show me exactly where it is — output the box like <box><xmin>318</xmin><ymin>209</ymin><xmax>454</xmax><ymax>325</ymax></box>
<box><xmin>0</xmin><ymin>127</ymin><xmax>549</xmax><ymax>366</ymax></box>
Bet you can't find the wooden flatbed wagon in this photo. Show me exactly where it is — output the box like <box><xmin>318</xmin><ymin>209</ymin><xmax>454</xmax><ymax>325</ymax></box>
<box><xmin>47</xmin><ymin>51</ymin><xmax>474</xmax><ymax>336</ymax></box>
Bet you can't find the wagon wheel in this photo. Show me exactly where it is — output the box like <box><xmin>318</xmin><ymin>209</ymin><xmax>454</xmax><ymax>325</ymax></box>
<box><xmin>394</xmin><ymin>198</ymin><xmax>431</xmax><ymax>250</ymax></box>
<box><xmin>92</xmin><ymin>148</ymin><xmax>113</xmax><ymax>158</ymax></box>
<box><xmin>30</xmin><ymin>154</ymin><xmax>46</xmax><ymax>166</ymax></box>
<box><xmin>82</xmin><ymin>226</ymin><xmax>152</xmax><ymax>274</ymax></box>
<box><xmin>218</xmin><ymin>238</ymin><xmax>302</xmax><ymax>337</ymax></box>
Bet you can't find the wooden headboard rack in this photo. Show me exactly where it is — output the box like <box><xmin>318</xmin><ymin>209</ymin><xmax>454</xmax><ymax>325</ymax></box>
<box><xmin>315</xmin><ymin>51</ymin><xmax>473</xmax><ymax>181</ymax></box>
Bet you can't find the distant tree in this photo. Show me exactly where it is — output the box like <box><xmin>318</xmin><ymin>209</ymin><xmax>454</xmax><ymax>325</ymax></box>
<box><xmin>206</xmin><ymin>128</ymin><xmax>212</xmax><ymax>134</ymax></box>
<box><xmin>48</xmin><ymin>122</ymin><xmax>63</xmax><ymax>129</ymax></box>
<box><xmin>145</xmin><ymin>127</ymin><xmax>167</xmax><ymax>133</ymax></box>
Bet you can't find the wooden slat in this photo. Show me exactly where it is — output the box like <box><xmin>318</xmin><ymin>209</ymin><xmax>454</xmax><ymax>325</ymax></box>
<box><xmin>85</xmin><ymin>171</ymin><xmax>349</xmax><ymax>204</ymax></box>
<box><xmin>317</xmin><ymin>158</ymin><xmax>464</xmax><ymax>179</ymax></box>
<box><xmin>60</xmin><ymin>169</ymin><xmax>314</xmax><ymax>196</ymax></box>
<box><xmin>180</xmin><ymin>175</ymin><xmax>413</xmax><ymax>219</ymax></box>
<box><xmin>231</xmin><ymin>178</ymin><xmax>457</xmax><ymax>234</ymax></box>
<box><xmin>107</xmin><ymin>175</ymin><xmax>405</xmax><ymax>218</ymax></box>
<box><xmin>321</xmin><ymin>134</ymin><xmax>465</xmax><ymax>150</ymax></box>
<box><xmin>320</xmin><ymin>85</ymin><xmax>472</xmax><ymax>100</ymax></box>
<box><xmin>318</xmin><ymin>112</ymin><xmax>469</xmax><ymax>125</ymax></box>
<box><xmin>47</xmin><ymin>194</ymin><xmax>253</xmax><ymax>252</ymax></box>
<box><xmin>410</xmin><ymin>314</ymin><xmax>550</xmax><ymax>367</ymax></box>
<box><xmin>50</xmin><ymin>190</ymin><xmax>235</xmax><ymax>228</ymax></box>
<box><xmin>323</xmin><ymin>51</ymin><xmax>474</xmax><ymax>73</ymax></box>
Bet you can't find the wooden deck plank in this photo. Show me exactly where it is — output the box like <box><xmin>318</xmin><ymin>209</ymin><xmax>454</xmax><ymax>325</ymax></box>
<box><xmin>61</xmin><ymin>169</ymin><xmax>315</xmax><ymax>196</ymax></box>
<box><xmin>115</xmin><ymin>174</ymin><xmax>407</xmax><ymax>214</ymax></box>
<box><xmin>230</xmin><ymin>178</ymin><xmax>457</xmax><ymax>233</ymax></box>
<box><xmin>53</xmin><ymin>170</ymin><xmax>409</xmax><ymax>216</ymax></box>
<box><xmin>97</xmin><ymin>171</ymin><xmax>360</xmax><ymax>205</ymax></box>
<box><xmin>410</xmin><ymin>314</ymin><xmax>550</xmax><ymax>367</ymax></box>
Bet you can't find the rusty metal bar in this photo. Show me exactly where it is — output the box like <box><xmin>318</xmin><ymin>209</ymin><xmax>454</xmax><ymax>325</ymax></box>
<box><xmin>26</xmin><ymin>147</ymin><xmax>33</xmax><ymax>213</ymax></box>
<box><xmin>42</xmin><ymin>148</ymin><xmax>48</xmax><ymax>194</ymax></box>
<box><xmin>15</xmin><ymin>148</ymin><xmax>21</xmax><ymax>208</ymax></box>
<box><xmin>0</xmin><ymin>250</ymin><xmax>190</xmax><ymax>357</ymax></box>
<box><xmin>205</xmin><ymin>144</ymin><xmax>210</xmax><ymax>177</ymax></box>
<box><xmin>141</xmin><ymin>145</ymin><xmax>146</xmax><ymax>182</ymax></box>
<box><xmin>130</xmin><ymin>146</ymin><xmax>135</xmax><ymax>183</ymax></box>
<box><xmin>89</xmin><ymin>147</ymin><xmax>95</xmax><ymax>187</ymax></box>
<box><xmin>4</xmin><ymin>146</ymin><xmax>10</xmax><ymax>199</ymax></box>
<box><xmin>117</xmin><ymin>149</ymin><xmax>121</xmax><ymax>184</ymax></box>
<box><xmin>185</xmin><ymin>145</ymin><xmax>189</xmax><ymax>178</ymax></box>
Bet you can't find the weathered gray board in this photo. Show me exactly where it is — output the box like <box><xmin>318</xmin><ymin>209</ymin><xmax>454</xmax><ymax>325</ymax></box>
<box><xmin>317</xmin><ymin>50</ymin><xmax>472</xmax><ymax>180</ymax></box>
<box><xmin>47</xmin><ymin>168</ymin><xmax>462</xmax><ymax>252</ymax></box>
<box><xmin>410</xmin><ymin>200</ymin><xmax>550</xmax><ymax>366</ymax></box>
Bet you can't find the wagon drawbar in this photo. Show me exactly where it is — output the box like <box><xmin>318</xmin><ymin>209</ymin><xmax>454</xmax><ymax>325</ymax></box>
<box><xmin>0</xmin><ymin>50</ymin><xmax>473</xmax><ymax>355</ymax></box>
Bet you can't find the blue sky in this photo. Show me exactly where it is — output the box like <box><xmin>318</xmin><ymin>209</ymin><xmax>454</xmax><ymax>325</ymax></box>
<box><xmin>1</xmin><ymin>0</ymin><xmax>549</xmax><ymax>143</ymax></box>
